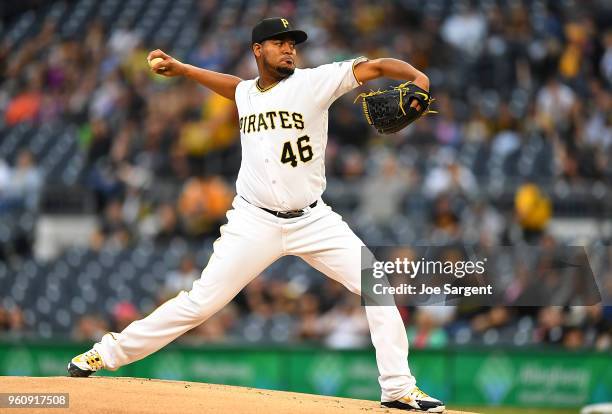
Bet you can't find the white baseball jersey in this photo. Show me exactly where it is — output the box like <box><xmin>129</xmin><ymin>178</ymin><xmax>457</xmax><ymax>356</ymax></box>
<box><xmin>93</xmin><ymin>55</ymin><xmax>419</xmax><ymax>404</ymax></box>
<box><xmin>234</xmin><ymin>56</ymin><xmax>368</xmax><ymax>211</ymax></box>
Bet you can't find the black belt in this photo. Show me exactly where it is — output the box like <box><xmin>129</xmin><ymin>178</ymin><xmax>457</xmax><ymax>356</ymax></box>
<box><xmin>242</xmin><ymin>196</ymin><xmax>317</xmax><ymax>219</ymax></box>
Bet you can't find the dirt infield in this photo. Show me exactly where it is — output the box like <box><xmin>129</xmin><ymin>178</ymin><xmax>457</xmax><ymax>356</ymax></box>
<box><xmin>0</xmin><ymin>376</ymin><xmax>478</xmax><ymax>414</ymax></box>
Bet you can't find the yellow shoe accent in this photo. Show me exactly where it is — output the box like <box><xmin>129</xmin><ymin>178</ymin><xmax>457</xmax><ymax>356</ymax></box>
<box><xmin>68</xmin><ymin>349</ymin><xmax>104</xmax><ymax>377</ymax></box>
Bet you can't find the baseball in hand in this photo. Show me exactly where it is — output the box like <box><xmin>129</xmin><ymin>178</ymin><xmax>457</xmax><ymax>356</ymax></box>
<box><xmin>148</xmin><ymin>57</ymin><xmax>165</xmax><ymax>69</ymax></box>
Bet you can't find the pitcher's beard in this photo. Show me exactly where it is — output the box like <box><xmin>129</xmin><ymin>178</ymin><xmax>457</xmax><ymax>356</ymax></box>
<box><xmin>263</xmin><ymin>57</ymin><xmax>295</xmax><ymax>79</ymax></box>
<box><xmin>276</xmin><ymin>65</ymin><xmax>295</xmax><ymax>76</ymax></box>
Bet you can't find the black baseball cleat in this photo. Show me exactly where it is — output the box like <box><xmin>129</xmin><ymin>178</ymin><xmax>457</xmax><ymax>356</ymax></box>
<box><xmin>67</xmin><ymin>349</ymin><xmax>105</xmax><ymax>377</ymax></box>
<box><xmin>381</xmin><ymin>386</ymin><xmax>446</xmax><ymax>412</ymax></box>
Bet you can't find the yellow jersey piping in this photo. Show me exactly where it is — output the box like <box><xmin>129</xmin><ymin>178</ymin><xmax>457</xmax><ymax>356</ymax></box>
<box><xmin>255</xmin><ymin>78</ymin><xmax>280</xmax><ymax>92</ymax></box>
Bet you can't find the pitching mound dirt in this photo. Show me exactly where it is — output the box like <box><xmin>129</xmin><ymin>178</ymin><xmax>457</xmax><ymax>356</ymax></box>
<box><xmin>0</xmin><ymin>376</ymin><xmax>478</xmax><ymax>414</ymax></box>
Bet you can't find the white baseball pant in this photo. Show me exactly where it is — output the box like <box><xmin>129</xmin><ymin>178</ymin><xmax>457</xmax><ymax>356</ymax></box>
<box><xmin>94</xmin><ymin>195</ymin><xmax>416</xmax><ymax>401</ymax></box>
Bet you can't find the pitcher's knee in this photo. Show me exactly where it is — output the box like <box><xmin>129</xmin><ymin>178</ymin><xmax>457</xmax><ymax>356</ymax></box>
<box><xmin>180</xmin><ymin>291</ymin><xmax>208</xmax><ymax>319</ymax></box>
<box><xmin>181</xmin><ymin>287</ymin><xmax>228</xmax><ymax>321</ymax></box>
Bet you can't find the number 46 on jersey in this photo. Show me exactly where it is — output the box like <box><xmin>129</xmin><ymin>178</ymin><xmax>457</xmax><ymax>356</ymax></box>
<box><xmin>281</xmin><ymin>135</ymin><xmax>313</xmax><ymax>167</ymax></box>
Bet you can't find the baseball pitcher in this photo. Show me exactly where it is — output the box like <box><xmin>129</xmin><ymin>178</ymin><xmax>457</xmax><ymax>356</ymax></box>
<box><xmin>68</xmin><ymin>18</ymin><xmax>444</xmax><ymax>412</ymax></box>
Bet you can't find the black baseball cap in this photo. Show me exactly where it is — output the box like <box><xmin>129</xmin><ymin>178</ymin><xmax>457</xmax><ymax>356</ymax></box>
<box><xmin>251</xmin><ymin>17</ymin><xmax>307</xmax><ymax>45</ymax></box>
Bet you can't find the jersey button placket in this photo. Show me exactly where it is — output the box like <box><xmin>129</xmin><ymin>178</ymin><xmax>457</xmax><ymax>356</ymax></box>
<box><xmin>263</xmin><ymin>141</ymin><xmax>282</xmax><ymax>207</ymax></box>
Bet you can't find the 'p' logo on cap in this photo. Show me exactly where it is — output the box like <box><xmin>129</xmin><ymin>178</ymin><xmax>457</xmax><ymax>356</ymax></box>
<box><xmin>251</xmin><ymin>17</ymin><xmax>308</xmax><ymax>45</ymax></box>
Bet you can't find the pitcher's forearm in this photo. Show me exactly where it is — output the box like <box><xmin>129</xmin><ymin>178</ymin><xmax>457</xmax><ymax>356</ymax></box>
<box><xmin>354</xmin><ymin>58</ymin><xmax>429</xmax><ymax>90</ymax></box>
<box><xmin>183</xmin><ymin>64</ymin><xmax>242</xmax><ymax>101</ymax></box>
<box><xmin>378</xmin><ymin>59</ymin><xmax>429</xmax><ymax>90</ymax></box>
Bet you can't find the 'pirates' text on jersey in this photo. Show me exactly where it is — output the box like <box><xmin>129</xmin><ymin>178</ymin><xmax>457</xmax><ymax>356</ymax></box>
<box><xmin>234</xmin><ymin>57</ymin><xmax>367</xmax><ymax>211</ymax></box>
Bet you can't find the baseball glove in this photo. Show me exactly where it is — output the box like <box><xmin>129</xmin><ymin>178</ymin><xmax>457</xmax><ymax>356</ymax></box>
<box><xmin>355</xmin><ymin>81</ymin><xmax>436</xmax><ymax>134</ymax></box>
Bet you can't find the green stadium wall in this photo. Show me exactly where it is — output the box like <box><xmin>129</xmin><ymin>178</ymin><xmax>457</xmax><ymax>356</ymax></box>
<box><xmin>0</xmin><ymin>340</ymin><xmax>610</xmax><ymax>408</ymax></box>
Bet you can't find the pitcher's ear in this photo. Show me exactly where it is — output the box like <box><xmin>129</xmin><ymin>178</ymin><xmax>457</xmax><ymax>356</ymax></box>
<box><xmin>252</xmin><ymin>43</ymin><xmax>262</xmax><ymax>57</ymax></box>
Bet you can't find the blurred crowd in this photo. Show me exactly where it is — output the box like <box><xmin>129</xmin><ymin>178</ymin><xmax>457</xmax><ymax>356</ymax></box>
<box><xmin>4</xmin><ymin>261</ymin><xmax>610</xmax><ymax>351</ymax></box>
<box><xmin>1</xmin><ymin>242</ymin><xmax>610</xmax><ymax>351</ymax></box>
<box><xmin>0</xmin><ymin>150</ymin><xmax>42</xmax><ymax>214</ymax></box>
<box><xmin>0</xmin><ymin>0</ymin><xmax>611</xmax><ymax>349</ymax></box>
